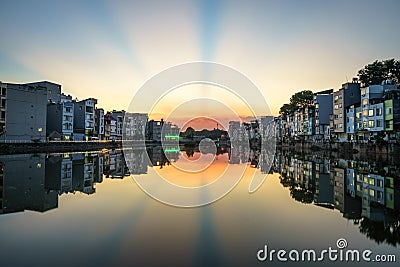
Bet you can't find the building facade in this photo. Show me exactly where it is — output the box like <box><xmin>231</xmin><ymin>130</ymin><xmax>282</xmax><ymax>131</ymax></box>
<box><xmin>73</xmin><ymin>98</ymin><xmax>97</xmax><ymax>140</ymax></box>
<box><xmin>1</xmin><ymin>83</ymin><xmax>48</xmax><ymax>142</ymax></box>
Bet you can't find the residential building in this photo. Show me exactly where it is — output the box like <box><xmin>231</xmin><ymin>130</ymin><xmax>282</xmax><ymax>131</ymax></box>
<box><xmin>345</xmin><ymin>105</ymin><xmax>357</xmax><ymax>141</ymax></box>
<box><xmin>1</xmin><ymin>83</ymin><xmax>47</xmax><ymax>142</ymax></box>
<box><xmin>104</xmin><ymin>112</ymin><xmax>112</xmax><ymax>140</ymax></box>
<box><xmin>25</xmin><ymin>81</ymin><xmax>61</xmax><ymax>104</ymax></box>
<box><xmin>314</xmin><ymin>89</ymin><xmax>333</xmax><ymax>141</ymax></box>
<box><xmin>357</xmin><ymin>81</ymin><xmax>396</xmax><ymax>141</ymax></box>
<box><xmin>0</xmin><ymin>82</ymin><xmax>6</xmax><ymax>135</ymax></box>
<box><xmin>333</xmin><ymin>80</ymin><xmax>361</xmax><ymax>142</ymax></box>
<box><xmin>147</xmin><ymin>119</ymin><xmax>164</xmax><ymax>141</ymax></box>
<box><xmin>94</xmin><ymin>108</ymin><xmax>104</xmax><ymax>140</ymax></box>
<box><xmin>73</xmin><ymin>98</ymin><xmax>97</xmax><ymax>140</ymax></box>
<box><xmin>124</xmin><ymin>112</ymin><xmax>148</xmax><ymax>140</ymax></box>
<box><xmin>383</xmin><ymin>88</ymin><xmax>400</xmax><ymax>141</ymax></box>
<box><xmin>111</xmin><ymin>110</ymin><xmax>125</xmax><ymax>140</ymax></box>
<box><xmin>46</xmin><ymin>101</ymin><xmax>74</xmax><ymax>140</ymax></box>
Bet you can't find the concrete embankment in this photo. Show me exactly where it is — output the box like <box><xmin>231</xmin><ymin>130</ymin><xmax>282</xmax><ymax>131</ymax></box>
<box><xmin>279</xmin><ymin>142</ymin><xmax>400</xmax><ymax>157</ymax></box>
<box><xmin>0</xmin><ymin>141</ymin><xmax>122</xmax><ymax>154</ymax></box>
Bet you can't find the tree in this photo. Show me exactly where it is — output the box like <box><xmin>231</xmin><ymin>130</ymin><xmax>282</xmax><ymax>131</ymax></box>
<box><xmin>358</xmin><ymin>59</ymin><xmax>400</xmax><ymax>86</ymax></box>
<box><xmin>290</xmin><ymin>90</ymin><xmax>314</xmax><ymax>108</ymax></box>
<box><xmin>279</xmin><ymin>103</ymin><xmax>295</xmax><ymax>117</ymax></box>
<box><xmin>279</xmin><ymin>90</ymin><xmax>314</xmax><ymax>118</ymax></box>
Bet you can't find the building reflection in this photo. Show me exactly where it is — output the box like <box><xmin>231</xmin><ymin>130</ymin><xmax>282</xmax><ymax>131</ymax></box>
<box><xmin>2</xmin><ymin>147</ymin><xmax>400</xmax><ymax>246</ymax></box>
<box><xmin>273</xmin><ymin>150</ymin><xmax>400</xmax><ymax>246</ymax></box>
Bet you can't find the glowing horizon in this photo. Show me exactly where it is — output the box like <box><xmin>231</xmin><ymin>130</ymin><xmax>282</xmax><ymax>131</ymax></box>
<box><xmin>1</xmin><ymin>0</ymin><xmax>400</xmax><ymax>115</ymax></box>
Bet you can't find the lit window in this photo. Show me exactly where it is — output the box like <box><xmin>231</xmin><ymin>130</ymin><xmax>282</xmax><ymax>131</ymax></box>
<box><xmin>368</xmin><ymin>109</ymin><xmax>374</xmax><ymax>116</ymax></box>
<box><xmin>38</xmin><ymin>127</ymin><xmax>43</xmax><ymax>132</ymax></box>
<box><xmin>368</xmin><ymin>120</ymin><xmax>374</xmax><ymax>128</ymax></box>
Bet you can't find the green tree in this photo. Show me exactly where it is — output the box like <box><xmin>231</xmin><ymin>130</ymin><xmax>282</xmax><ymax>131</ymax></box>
<box><xmin>279</xmin><ymin>103</ymin><xmax>295</xmax><ymax>117</ymax></box>
<box><xmin>290</xmin><ymin>90</ymin><xmax>314</xmax><ymax>108</ymax></box>
<box><xmin>358</xmin><ymin>59</ymin><xmax>400</xmax><ymax>86</ymax></box>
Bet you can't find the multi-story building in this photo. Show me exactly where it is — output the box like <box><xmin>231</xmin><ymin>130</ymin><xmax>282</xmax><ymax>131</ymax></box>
<box><xmin>333</xmin><ymin>81</ymin><xmax>361</xmax><ymax>142</ymax></box>
<box><xmin>46</xmin><ymin>101</ymin><xmax>74</xmax><ymax>140</ymax></box>
<box><xmin>1</xmin><ymin>83</ymin><xmax>48</xmax><ymax>142</ymax></box>
<box><xmin>124</xmin><ymin>113</ymin><xmax>148</xmax><ymax>140</ymax></box>
<box><xmin>94</xmin><ymin>108</ymin><xmax>104</xmax><ymax>140</ymax></box>
<box><xmin>314</xmin><ymin>89</ymin><xmax>333</xmax><ymax>141</ymax></box>
<box><xmin>0</xmin><ymin>82</ymin><xmax>6</xmax><ymax>135</ymax></box>
<box><xmin>25</xmin><ymin>81</ymin><xmax>61</xmax><ymax>104</ymax></box>
<box><xmin>73</xmin><ymin>98</ymin><xmax>97</xmax><ymax>141</ymax></box>
<box><xmin>357</xmin><ymin>81</ymin><xmax>395</xmax><ymax>141</ymax></box>
<box><xmin>383</xmin><ymin>86</ymin><xmax>400</xmax><ymax>141</ymax></box>
<box><xmin>345</xmin><ymin>105</ymin><xmax>358</xmax><ymax>141</ymax></box>
<box><xmin>111</xmin><ymin>110</ymin><xmax>125</xmax><ymax>140</ymax></box>
<box><xmin>104</xmin><ymin>112</ymin><xmax>112</xmax><ymax>140</ymax></box>
<box><xmin>147</xmin><ymin>119</ymin><xmax>163</xmax><ymax>141</ymax></box>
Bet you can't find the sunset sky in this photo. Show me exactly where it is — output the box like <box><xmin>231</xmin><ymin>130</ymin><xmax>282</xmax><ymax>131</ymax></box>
<box><xmin>1</xmin><ymin>0</ymin><xmax>400</xmax><ymax>126</ymax></box>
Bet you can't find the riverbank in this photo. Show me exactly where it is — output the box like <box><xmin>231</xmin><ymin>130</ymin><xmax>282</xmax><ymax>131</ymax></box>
<box><xmin>0</xmin><ymin>139</ymin><xmax>204</xmax><ymax>155</ymax></box>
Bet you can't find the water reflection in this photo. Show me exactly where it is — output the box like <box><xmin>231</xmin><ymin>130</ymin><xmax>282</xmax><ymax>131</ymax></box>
<box><xmin>1</xmin><ymin>146</ymin><xmax>400</xmax><ymax>248</ymax></box>
<box><xmin>272</xmin><ymin>150</ymin><xmax>400</xmax><ymax>246</ymax></box>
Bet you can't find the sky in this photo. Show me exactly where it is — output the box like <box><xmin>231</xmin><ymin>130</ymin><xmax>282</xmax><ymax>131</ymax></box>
<box><xmin>1</xmin><ymin>0</ymin><xmax>400</xmax><ymax>128</ymax></box>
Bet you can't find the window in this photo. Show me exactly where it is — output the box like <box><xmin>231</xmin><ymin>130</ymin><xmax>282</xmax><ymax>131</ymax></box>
<box><xmin>369</xmin><ymin>178</ymin><xmax>375</xmax><ymax>185</ymax></box>
<box><xmin>376</xmin><ymin>108</ymin><xmax>382</xmax><ymax>116</ymax></box>
<box><xmin>339</xmin><ymin>113</ymin><xmax>342</xmax><ymax>118</ymax></box>
<box><xmin>368</xmin><ymin>120</ymin><xmax>374</xmax><ymax>128</ymax></box>
<box><xmin>363</xmin><ymin>121</ymin><xmax>367</xmax><ymax>128</ymax></box>
<box><xmin>363</xmin><ymin>110</ymin><xmax>368</xmax><ymax>116</ymax></box>
<box><xmin>386</xmin><ymin>107</ymin><xmax>392</xmax><ymax>114</ymax></box>
<box><xmin>369</xmin><ymin>189</ymin><xmax>375</xmax><ymax>197</ymax></box>
<box><xmin>368</xmin><ymin>109</ymin><xmax>374</xmax><ymax>116</ymax></box>
<box><xmin>334</xmin><ymin>104</ymin><xmax>339</xmax><ymax>110</ymax></box>
<box><xmin>315</xmin><ymin>104</ymin><xmax>319</xmax><ymax>109</ymax></box>
<box><xmin>362</xmin><ymin>99</ymin><xmax>368</xmax><ymax>106</ymax></box>
<box><xmin>339</xmin><ymin>123</ymin><xmax>343</xmax><ymax>128</ymax></box>
<box><xmin>339</xmin><ymin>104</ymin><xmax>342</xmax><ymax>108</ymax></box>
<box><xmin>377</xmin><ymin>120</ymin><xmax>382</xmax><ymax>127</ymax></box>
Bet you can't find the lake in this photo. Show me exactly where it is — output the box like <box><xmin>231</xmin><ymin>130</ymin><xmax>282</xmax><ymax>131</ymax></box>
<box><xmin>0</xmin><ymin>146</ymin><xmax>399</xmax><ymax>267</ymax></box>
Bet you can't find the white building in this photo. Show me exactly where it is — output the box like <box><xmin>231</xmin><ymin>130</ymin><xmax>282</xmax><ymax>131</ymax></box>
<box><xmin>124</xmin><ymin>112</ymin><xmax>148</xmax><ymax>140</ymax></box>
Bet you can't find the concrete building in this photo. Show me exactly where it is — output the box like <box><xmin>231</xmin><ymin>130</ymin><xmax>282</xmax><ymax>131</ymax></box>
<box><xmin>383</xmin><ymin>88</ymin><xmax>400</xmax><ymax>141</ymax></box>
<box><xmin>124</xmin><ymin>113</ymin><xmax>148</xmax><ymax>140</ymax></box>
<box><xmin>25</xmin><ymin>81</ymin><xmax>61</xmax><ymax>104</ymax></box>
<box><xmin>345</xmin><ymin>105</ymin><xmax>358</xmax><ymax>141</ymax></box>
<box><xmin>103</xmin><ymin>112</ymin><xmax>112</xmax><ymax>140</ymax></box>
<box><xmin>1</xmin><ymin>82</ymin><xmax>48</xmax><ymax>142</ymax></box>
<box><xmin>111</xmin><ymin>110</ymin><xmax>125</xmax><ymax>140</ymax></box>
<box><xmin>357</xmin><ymin>83</ymin><xmax>393</xmax><ymax>141</ymax></box>
<box><xmin>0</xmin><ymin>82</ymin><xmax>6</xmax><ymax>135</ymax></box>
<box><xmin>94</xmin><ymin>108</ymin><xmax>104</xmax><ymax>140</ymax></box>
<box><xmin>314</xmin><ymin>89</ymin><xmax>333</xmax><ymax>141</ymax></box>
<box><xmin>333</xmin><ymin>81</ymin><xmax>361</xmax><ymax>142</ymax></box>
<box><xmin>147</xmin><ymin>119</ymin><xmax>163</xmax><ymax>141</ymax></box>
<box><xmin>46</xmin><ymin>101</ymin><xmax>74</xmax><ymax>140</ymax></box>
<box><xmin>73</xmin><ymin>98</ymin><xmax>97</xmax><ymax>140</ymax></box>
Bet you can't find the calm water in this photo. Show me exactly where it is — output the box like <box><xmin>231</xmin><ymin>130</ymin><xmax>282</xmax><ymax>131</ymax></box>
<box><xmin>0</xmin><ymin>146</ymin><xmax>399</xmax><ymax>267</ymax></box>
